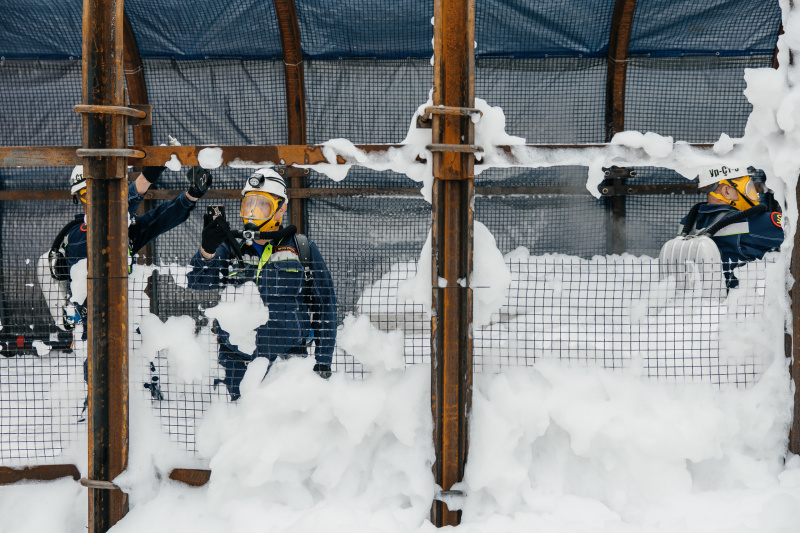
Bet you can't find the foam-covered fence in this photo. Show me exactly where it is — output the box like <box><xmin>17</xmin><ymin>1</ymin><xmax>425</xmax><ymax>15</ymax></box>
<box><xmin>1</xmin><ymin>246</ymin><xmax>776</xmax><ymax>463</ymax></box>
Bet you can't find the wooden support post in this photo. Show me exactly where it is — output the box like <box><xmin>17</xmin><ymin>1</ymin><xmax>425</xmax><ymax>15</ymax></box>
<box><xmin>430</xmin><ymin>0</ymin><xmax>475</xmax><ymax>527</ymax></box>
<box><xmin>81</xmin><ymin>0</ymin><xmax>130</xmax><ymax>531</ymax></box>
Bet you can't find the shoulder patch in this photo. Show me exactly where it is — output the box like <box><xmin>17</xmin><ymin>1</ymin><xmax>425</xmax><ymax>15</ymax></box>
<box><xmin>270</xmin><ymin>245</ymin><xmax>299</xmax><ymax>263</ymax></box>
<box><xmin>771</xmin><ymin>212</ymin><xmax>782</xmax><ymax>228</ymax></box>
<box><xmin>80</xmin><ymin>223</ymin><xmax>87</xmax><ymax>232</ymax></box>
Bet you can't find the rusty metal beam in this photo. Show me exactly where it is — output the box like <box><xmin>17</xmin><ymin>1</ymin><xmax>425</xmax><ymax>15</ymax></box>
<box><xmin>430</xmin><ymin>0</ymin><xmax>474</xmax><ymax>527</ymax></box>
<box><xmin>0</xmin><ymin>465</ymin><xmax>81</xmax><ymax>485</ymax></box>
<box><xmin>168</xmin><ymin>468</ymin><xmax>211</xmax><ymax>486</ymax></box>
<box><xmin>605</xmin><ymin>0</ymin><xmax>637</xmax><ymax>141</ymax></box>
<box><xmin>273</xmin><ymin>0</ymin><xmax>308</xmax><ymax>233</ymax></box>
<box><xmin>82</xmin><ymin>0</ymin><xmax>130</xmax><ymax>530</ymax></box>
<box><xmin>773</xmin><ymin>25</ymin><xmax>783</xmax><ymax>70</ymax></box>
<box><xmin>0</xmin><ymin>183</ymin><xmax>702</xmax><ymax>202</ymax></box>
<box><xmin>122</xmin><ymin>11</ymin><xmax>156</xmax><ymax>264</ymax></box>
<box><xmin>605</xmin><ymin>0</ymin><xmax>636</xmax><ymax>257</ymax></box>
<box><xmin>122</xmin><ymin>11</ymin><xmax>151</xmax><ymax>147</ymax></box>
<box><xmin>0</xmin><ymin>143</ymin><xmax>722</xmax><ymax>168</ymax></box>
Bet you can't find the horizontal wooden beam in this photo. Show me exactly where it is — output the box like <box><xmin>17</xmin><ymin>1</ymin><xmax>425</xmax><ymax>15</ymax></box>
<box><xmin>0</xmin><ymin>465</ymin><xmax>80</xmax><ymax>485</ymax></box>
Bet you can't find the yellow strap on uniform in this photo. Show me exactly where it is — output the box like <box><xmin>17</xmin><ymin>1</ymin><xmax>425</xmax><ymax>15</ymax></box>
<box><xmin>254</xmin><ymin>243</ymin><xmax>273</xmax><ymax>282</ymax></box>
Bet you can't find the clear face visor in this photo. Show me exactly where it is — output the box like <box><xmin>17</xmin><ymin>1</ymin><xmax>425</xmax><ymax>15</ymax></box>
<box><xmin>240</xmin><ymin>193</ymin><xmax>282</xmax><ymax>222</ymax></box>
<box><xmin>705</xmin><ymin>176</ymin><xmax>766</xmax><ymax>202</ymax></box>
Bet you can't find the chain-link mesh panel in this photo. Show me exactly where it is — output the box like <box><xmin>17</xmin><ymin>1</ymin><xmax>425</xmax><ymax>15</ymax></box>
<box><xmin>475</xmin><ymin>165</ymin><xmax>590</xmax><ymax>187</ymax></box>
<box><xmin>0</xmin><ymin>200</ymin><xmax>82</xmax><ymax>341</ymax></box>
<box><xmin>476</xmin><ymin>195</ymin><xmax>608</xmax><ymax>257</ymax></box>
<box><xmin>0</xmin><ymin>60</ymin><xmax>82</xmax><ymax>147</ymax></box>
<box><xmin>307</xmin><ymin>166</ymin><xmax>422</xmax><ymax>189</ymax></box>
<box><xmin>304</xmin><ymin>59</ymin><xmax>432</xmax><ymax>144</ymax></box>
<box><xmin>474</xmin><ymin>255</ymin><xmax>771</xmax><ymax>389</ymax></box>
<box><xmin>629</xmin><ymin>0</ymin><xmax>781</xmax><ymax>56</ymax></box>
<box><xmin>625</xmin><ymin>56</ymin><xmax>772</xmax><ymax>142</ymax></box>
<box><xmin>476</xmin><ymin>58</ymin><xmax>606</xmax><ymax>143</ymax></box>
<box><xmin>305</xmin><ymin>196</ymin><xmax>431</xmax><ymax>321</ymax></box>
<box><xmin>0</xmin><ymin>200</ymin><xmax>86</xmax><ymax>465</ymax></box>
<box><xmin>0</xmin><ymin>349</ymin><xmax>86</xmax><ymax>465</ymax></box>
<box><xmin>143</xmin><ymin>59</ymin><xmax>287</xmax><ymax>146</ymax></box>
<box><xmin>626</xmin><ymin>195</ymin><xmax>706</xmax><ymax>258</ymax></box>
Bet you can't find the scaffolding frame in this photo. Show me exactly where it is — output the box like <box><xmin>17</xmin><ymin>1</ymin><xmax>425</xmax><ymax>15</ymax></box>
<box><xmin>0</xmin><ymin>0</ymin><xmax>796</xmax><ymax>531</ymax></box>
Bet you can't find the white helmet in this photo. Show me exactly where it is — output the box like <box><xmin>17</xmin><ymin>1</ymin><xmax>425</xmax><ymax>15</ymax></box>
<box><xmin>242</xmin><ymin>168</ymin><xmax>287</xmax><ymax>200</ymax></box>
<box><xmin>697</xmin><ymin>164</ymin><xmax>749</xmax><ymax>188</ymax></box>
<box><xmin>70</xmin><ymin>165</ymin><xmax>86</xmax><ymax>195</ymax></box>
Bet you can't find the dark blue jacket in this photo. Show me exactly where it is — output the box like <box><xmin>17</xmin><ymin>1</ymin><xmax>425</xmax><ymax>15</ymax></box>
<box><xmin>62</xmin><ymin>182</ymin><xmax>197</xmax><ymax>270</ymax></box>
<box><xmin>186</xmin><ymin>231</ymin><xmax>337</xmax><ymax>366</ymax></box>
<box><xmin>679</xmin><ymin>204</ymin><xmax>783</xmax><ymax>268</ymax></box>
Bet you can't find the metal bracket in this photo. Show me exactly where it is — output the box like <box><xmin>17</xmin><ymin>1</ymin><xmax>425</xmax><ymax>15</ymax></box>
<box><xmin>417</xmin><ymin>106</ymin><xmax>483</xmax><ymax>129</ymax></box>
<box><xmin>277</xmin><ymin>167</ymin><xmax>311</xmax><ymax>178</ymax></box>
<box><xmin>602</xmin><ymin>166</ymin><xmax>635</xmax><ymax>180</ymax></box>
<box><xmin>79</xmin><ymin>478</ymin><xmax>123</xmax><ymax>491</ymax></box>
<box><xmin>76</xmin><ymin>148</ymin><xmax>145</xmax><ymax>159</ymax></box>
<box><xmin>426</xmin><ymin>144</ymin><xmax>484</xmax><ymax>154</ymax></box>
<box><xmin>598</xmin><ymin>166</ymin><xmax>635</xmax><ymax>195</ymax></box>
<box><xmin>73</xmin><ymin>104</ymin><xmax>152</xmax><ymax>126</ymax></box>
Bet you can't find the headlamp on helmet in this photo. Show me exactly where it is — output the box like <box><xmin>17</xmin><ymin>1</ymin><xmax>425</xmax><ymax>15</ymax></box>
<box><xmin>241</xmin><ymin>168</ymin><xmax>287</xmax><ymax>200</ymax></box>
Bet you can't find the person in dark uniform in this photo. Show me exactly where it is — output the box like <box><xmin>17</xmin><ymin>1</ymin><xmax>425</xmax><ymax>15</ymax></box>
<box><xmin>187</xmin><ymin>168</ymin><xmax>336</xmax><ymax>400</ymax></box>
<box><xmin>51</xmin><ymin>164</ymin><xmax>212</xmax><ymax>325</ymax></box>
<box><xmin>679</xmin><ymin>165</ymin><xmax>783</xmax><ymax>287</ymax></box>
<box><xmin>39</xmin><ymin>164</ymin><xmax>212</xmax><ymax>409</ymax></box>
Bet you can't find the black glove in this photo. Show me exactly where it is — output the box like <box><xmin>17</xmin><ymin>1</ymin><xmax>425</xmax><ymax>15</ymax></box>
<box><xmin>313</xmin><ymin>363</ymin><xmax>332</xmax><ymax>379</ymax></box>
<box><xmin>142</xmin><ymin>166</ymin><xmax>166</xmax><ymax>184</ymax></box>
<box><xmin>187</xmin><ymin>166</ymin><xmax>213</xmax><ymax>199</ymax></box>
<box><xmin>201</xmin><ymin>214</ymin><xmax>229</xmax><ymax>256</ymax></box>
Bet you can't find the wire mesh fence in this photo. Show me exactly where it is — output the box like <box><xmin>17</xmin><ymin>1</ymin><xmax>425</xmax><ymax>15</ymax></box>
<box><xmin>1</xmin><ymin>240</ymin><xmax>776</xmax><ymax>462</ymax></box>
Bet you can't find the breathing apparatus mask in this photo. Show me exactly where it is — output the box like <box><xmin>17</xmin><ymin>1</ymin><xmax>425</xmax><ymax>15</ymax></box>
<box><xmin>240</xmin><ymin>169</ymin><xmax>288</xmax><ymax>232</ymax></box>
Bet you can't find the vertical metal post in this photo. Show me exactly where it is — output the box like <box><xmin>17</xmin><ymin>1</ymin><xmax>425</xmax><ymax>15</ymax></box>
<box><xmin>603</xmin><ymin>166</ymin><xmax>629</xmax><ymax>255</ymax></box>
<box><xmin>430</xmin><ymin>0</ymin><xmax>474</xmax><ymax>527</ymax></box>
<box><xmin>605</xmin><ymin>0</ymin><xmax>637</xmax><ymax>141</ymax></box>
<box><xmin>790</xmin><ymin>180</ymin><xmax>800</xmax><ymax>454</ymax></box>
<box><xmin>82</xmin><ymin>0</ymin><xmax>130</xmax><ymax>531</ymax></box>
<box><xmin>273</xmin><ymin>0</ymin><xmax>308</xmax><ymax>233</ymax></box>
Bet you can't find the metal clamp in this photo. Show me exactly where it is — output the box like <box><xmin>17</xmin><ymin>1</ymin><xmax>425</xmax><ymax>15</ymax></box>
<box><xmin>74</xmin><ymin>104</ymin><xmax>152</xmax><ymax>126</ymax></box>
<box><xmin>80</xmin><ymin>478</ymin><xmax>122</xmax><ymax>491</ymax></box>
<box><xmin>417</xmin><ymin>106</ymin><xmax>483</xmax><ymax>128</ymax></box>
<box><xmin>426</xmin><ymin>144</ymin><xmax>484</xmax><ymax>154</ymax></box>
<box><xmin>76</xmin><ymin>148</ymin><xmax>146</xmax><ymax>159</ymax></box>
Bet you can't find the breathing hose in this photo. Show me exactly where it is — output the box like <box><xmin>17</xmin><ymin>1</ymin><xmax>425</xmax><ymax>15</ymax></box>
<box><xmin>698</xmin><ymin>203</ymin><xmax>768</xmax><ymax>236</ymax></box>
<box><xmin>680</xmin><ymin>203</ymin><xmax>704</xmax><ymax>236</ymax></box>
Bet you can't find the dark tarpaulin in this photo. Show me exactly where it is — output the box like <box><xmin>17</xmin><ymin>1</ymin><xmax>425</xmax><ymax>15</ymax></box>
<box><xmin>629</xmin><ymin>0</ymin><xmax>781</xmax><ymax>56</ymax></box>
